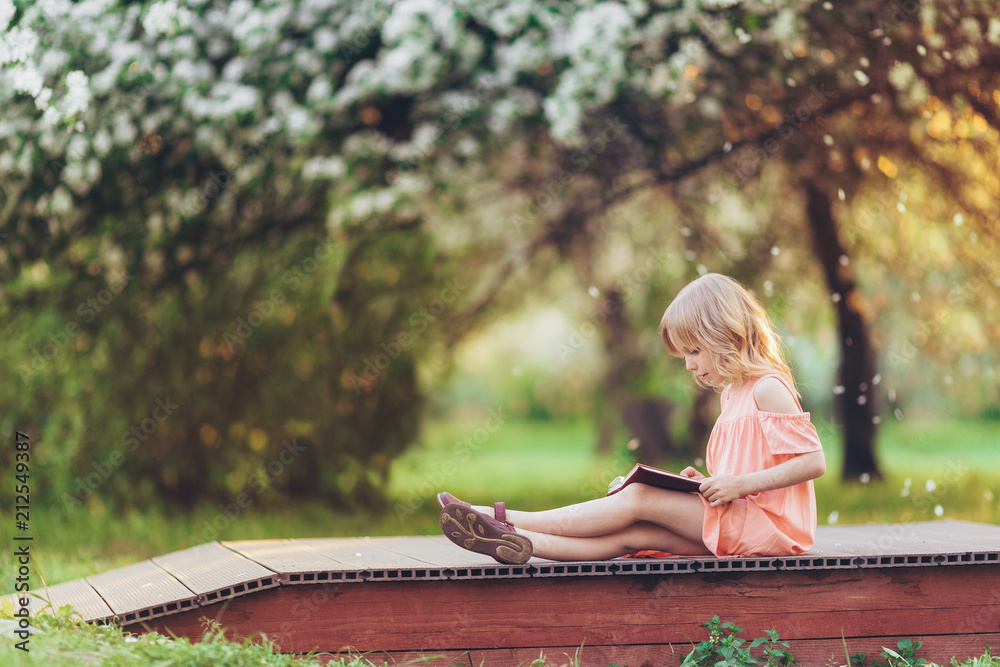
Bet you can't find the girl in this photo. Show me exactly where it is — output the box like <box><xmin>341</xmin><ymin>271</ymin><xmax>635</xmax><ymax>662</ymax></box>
<box><xmin>438</xmin><ymin>273</ymin><xmax>826</xmax><ymax>564</ymax></box>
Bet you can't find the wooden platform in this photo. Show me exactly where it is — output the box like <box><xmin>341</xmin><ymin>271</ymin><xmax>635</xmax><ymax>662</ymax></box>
<box><xmin>6</xmin><ymin>520</ymin><xmax>1000</xmax><ymax>665</ymax></box>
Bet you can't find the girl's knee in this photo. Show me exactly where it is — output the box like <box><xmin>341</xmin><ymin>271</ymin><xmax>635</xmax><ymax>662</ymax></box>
<box><xmin>620</xmin><ymin>481</ymin><xmax>657</xmax><ymax>503</ymax></box>
<box><xmin>618</xmin><ymin>482</ymin><xmax>700</xmax><ymax>524</ymax></box>
<box><xmin>617</xmin><ymin>483</ymin><xmax>654</xmax><ymax>516</ymax></box>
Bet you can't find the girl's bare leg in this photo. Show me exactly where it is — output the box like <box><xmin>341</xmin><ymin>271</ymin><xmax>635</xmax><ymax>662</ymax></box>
<box><xmin>473</xmin><ymin>483</ymin><xmax>707</xmax><ymax>546</ymax></box>
<box><xmin>518</xmin><ymin>521</ymin><xmax>711</xmax><ymax>561</ymax></box>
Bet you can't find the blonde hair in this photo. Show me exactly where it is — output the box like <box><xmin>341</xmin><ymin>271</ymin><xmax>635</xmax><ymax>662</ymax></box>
<box><xmin>659</xmin><ymin>273</ymin><xmax>797</xmax><ymax>394</ymax></box>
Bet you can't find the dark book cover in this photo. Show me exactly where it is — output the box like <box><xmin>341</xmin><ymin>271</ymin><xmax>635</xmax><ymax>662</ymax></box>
<box><xmin>607</xmin><ymin>463</ymin><xmax>704</xmax><ymax>495</ymax></box>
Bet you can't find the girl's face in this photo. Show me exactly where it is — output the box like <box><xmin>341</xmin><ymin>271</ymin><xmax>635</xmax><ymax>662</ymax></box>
<box><xmin>683</xmin><ymin>347</ymin><xmax>727</xmax><ymax>386</ymax></box>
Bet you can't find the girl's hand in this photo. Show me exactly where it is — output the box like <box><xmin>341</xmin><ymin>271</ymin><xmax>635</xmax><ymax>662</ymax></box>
<box><xmin>698</xmin><ymin>474</ymin><xmax>747</xmax><ymax>507</ymax></box>
<box><xmin>679</xmin><ymin>466</ymin><xmax>706</xmax><ymax>481</ymax></box>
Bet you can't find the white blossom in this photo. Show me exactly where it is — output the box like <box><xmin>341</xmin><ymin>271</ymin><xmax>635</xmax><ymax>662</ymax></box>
<box><xmin>112</xmin><ymin>111</ymin><xmax>138</xmax><ymax>146</ymax></box>
<box><xmin>487</xmin><ymin>89</ymin><xmax>540</xmax><ymax>134</ymax></box>
<box><xmin>34</xmin><ymin>87</ymin><xmax>53</xmax><ymax>109</ymax></box>
<box><xmin>888</xmin><ymin>61</ymin><xmax>915</xmax><ymax>90</ymax></box>
<box><xmin>960</xmin><ymin>17</ymin><xmax>982</xmax><ymax>44</ymax></box>
<box><xmin>487</xmin><ymin>0</ymin><xmax>534</xmax><ymax>38</ymax></box>
<box><xmin>302</xmin><ymin>156</ymin><xmax>346</xmax><ymax>181</ymax></box>
<box><xmin>62</xmin><ymin>70</ymin><xmax>91</xmax><ymax>116</ymax></box>
<box><xmin>769</xmin><ymin>8</ymin><xmax>797</xmax><ymax>41</ymax></box>
<box><xmin>199</xmin><ymin>81</ymin><xmax>260</xmax><ymax>119</ymax></box>
<box><xmin>313</xmin><ymin>26</ymin><xmax>337</xmax><ymax>53</ymax></box>
<box><xmin>0</xmin><ymin>0</ymin><xmax>14</xmax><ymax>29</ymax></box>
<box><xmin>66</xmin><ymin>134</ymin><xmax>89</xmax><ymax>162</ymax></box>
<box><xmin>0</xmin><ymin>26</ymin><xmax>40</xmax><ymax>65</ymax></box>
<box><xmin>284</xmin><ymin>107</ymin><xmax>318</xmax><ymax>138</ymax></box>
<box><xmin>904</xmin><ymin>79</ymin><xmax>928</xmax><ymax>106</ymax></box>
<box><xmin>50</xmin><ymin>186</ymin><xmax>73</xmax><ymax>214</ymax></box>
<box><xmin>454</xmin><ymin>135</ymin><xmax>478</xmax><ymax>156</ymax></box>
<box><xmin>495</xmin><ymin>31</ymin><xmax>548</xmax><ymax>85</ymax></box>
<box><xmin>10</xmin><ymin>64</ymin><xmax>45</xmax><ymax>97</ymax></box>
<box><xmin>61</xmin><ymin>160</ymin><xmax>89</xmax><ymax>193</ymax></box>
<box><xmin>988</xmin><ymin>18</ymin><xmax>1000</xmax><ymax>46</ymax></box>
<box><xmin>142</xmin><ymin>0</ymin><xmax>194</xmax><ymax>37</ymax></box>
<box><xmin>306</xmin><ymin>77</ymin><xmax>333</xmax><ymax>102</ymax></box>
<box><xmin>171</xmin><ymin>59</ymin><xmax>214</xmax><ymax>86</ymax></box>
<box><xmin>93</xmin><ymin>130</ymin><xmax>113</xmax><ymax>157</ymax></box>
<box><xmin>954</xmin><ymin>44</ymin><xmax>979</xmax><ymax>68</ymax></box>
<box><xmin>42</xmin><ymin>105</ymin><xmax>61</xmax><ymax>126</ymax></box>
<box><xmin>36</xmin><ymin>0</ymin><xmax>73</xmax><ymax>20</ymax></box>
<box><xmin>543</xmin><ymin>95</ymin><xmax>583</xmax><ymax>145</ymax></box>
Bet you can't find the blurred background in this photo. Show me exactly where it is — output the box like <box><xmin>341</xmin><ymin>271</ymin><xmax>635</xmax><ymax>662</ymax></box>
<box><xmin>1</xmin><ymin>0</ymin><xmax>998</xmax><ymax>589</ymax></box>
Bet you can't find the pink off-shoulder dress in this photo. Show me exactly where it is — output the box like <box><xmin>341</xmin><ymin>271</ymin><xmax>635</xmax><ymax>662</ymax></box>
<box><xmin>700</xmin><ymin>374</ymin><xmax>824</xmax><ymax>557</ymax></box>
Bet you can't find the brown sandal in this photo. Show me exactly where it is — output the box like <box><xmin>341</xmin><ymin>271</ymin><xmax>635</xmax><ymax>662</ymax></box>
<box><xmin>436</xmin><ymin>491</ymin><xmax>469</xmax><ymax>510</ymax></box>
<box><xmin>439</xmin><ymin>502</ymin><xmax>533</xmax><ymax>565</ymax></box>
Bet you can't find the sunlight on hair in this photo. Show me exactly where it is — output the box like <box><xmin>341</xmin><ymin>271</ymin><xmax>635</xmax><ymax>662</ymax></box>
<box><xmin>659</xmin><ymin>274</ymin><xmax>797</xmax><ymax>393</ymax></box>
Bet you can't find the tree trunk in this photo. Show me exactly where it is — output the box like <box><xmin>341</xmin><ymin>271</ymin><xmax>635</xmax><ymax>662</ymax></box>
<box><xmin>687</xmin><ymin>387</ymin><xmax>718</xmax><ymax>458</ymax></box>
<box><xmin>598</xmin><ymin>288</ymin><xmax>677</xmax><ymax>460</ymax></box>
<box><xmin>620</xmin><ymin>398</ymin><xmax>674</xmax><ymax>460</ymax></box>
<box><xmin>804</xmin><ymin>183</ymin><xmax>882</xmax><ymax>480</ymax></box>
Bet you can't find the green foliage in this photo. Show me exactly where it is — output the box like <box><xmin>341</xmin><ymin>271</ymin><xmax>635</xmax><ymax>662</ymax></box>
<box><xmin>681</xmin><ymin>615</ymin><xmax>797</xmax><ymax>667</ymax></box>
<box><xmin>950</xmin><ymin>647</ymin><xmax>1000</xmax><ymax>666</ymax></box>
<box><xmin>849</xmin><ymin>639</ymin><xmax>927</xmax><ymax>667</ymax></box>
<box><xmin>2</xmin><ymin>0</ymin><xmax>999</xmax><ymax>517</ymax></box>
<box><xmin>0</xmin><ymin>228</ymin><xmax>448</xmax><ymax>512</ymax></box>
<box><xmin>0</xmin><ymin>602</ymin><xmax>388</xmax><ymax>666</ymax></box>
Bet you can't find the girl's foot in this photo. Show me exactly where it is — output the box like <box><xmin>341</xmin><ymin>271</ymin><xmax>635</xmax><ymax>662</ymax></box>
<box><xmin>439</xmin><ymin>502</ymin><xmax>533</xmax><ymax>565</ymax></box>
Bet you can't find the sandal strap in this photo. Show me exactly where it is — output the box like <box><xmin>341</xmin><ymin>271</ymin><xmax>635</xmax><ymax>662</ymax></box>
<box><xmin>494</xmin><ymin>501</ymin><xmax>508</xmax><ymax>525</ymax></box>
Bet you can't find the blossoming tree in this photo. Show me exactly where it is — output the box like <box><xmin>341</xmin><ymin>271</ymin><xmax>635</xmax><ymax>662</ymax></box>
<box><xmin>1</xmin><ymin>0</ymin><xmax>997</xmax><ymax>508</ymax></box>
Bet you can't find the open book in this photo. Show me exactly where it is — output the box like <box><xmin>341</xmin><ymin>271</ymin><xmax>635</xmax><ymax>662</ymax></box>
<box><xmin>606</xmin><ymin>463</ymin><xmax>704</xmax><ymax>495</ymax></box>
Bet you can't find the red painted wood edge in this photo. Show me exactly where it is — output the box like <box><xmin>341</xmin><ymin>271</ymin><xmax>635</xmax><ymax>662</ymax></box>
<box><xmin>124</xmin><ymin>566</ymin><xmax>1000</xmax><ymax>657</ymax></box>
<box><xmin>298</xmin><ymin>634</ymin><xmax>1000</xmax><ymax>667</ymax></box>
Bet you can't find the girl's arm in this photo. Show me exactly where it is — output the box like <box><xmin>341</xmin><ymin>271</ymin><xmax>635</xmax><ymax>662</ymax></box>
<box><xmin>699</xmin><ymin>376</ymin><xmax>826</xmax><ymax>508</ymax></box>
<box><xmin>699</xmin><ymin>451</ymin><xmax>826</xmax><ymax>508</ymax></box>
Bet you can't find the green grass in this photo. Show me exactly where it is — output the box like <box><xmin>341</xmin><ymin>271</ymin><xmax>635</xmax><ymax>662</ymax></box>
<box><xmin>815</xmin><ymin>417</ymin><xmax>1000</xmax><ymax>527</ymax></box>
<box><xmin>1</xmin><ymin>415</ymin><xmax>998</xmax><ymax>666</ymax></box>
<box><xmin>390</xmin><ymin>414</ymin><xmax>1000</xmax><ymax>530</ymax></box>
<box><xmin>0</xmin><ymin>605</ymin><xmax>408</xmax><ymax>666</ymax></box>
<box><xmin>389</xmin><ymin>417</ymin><xmax>631</xmax><ymax>524</ymax></box>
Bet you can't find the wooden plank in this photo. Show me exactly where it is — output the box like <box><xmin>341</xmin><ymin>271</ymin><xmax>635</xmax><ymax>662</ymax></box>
<box><xmin>368</xmin><ymin>535</ymin><xmax>534</xmax><ymax>570</ymax></box>
<box><xmin>812</xmin><ymin>520</ymin><xmax>1000</xmax><ymax>554</ymax></box>
<box><xmin>909</xmin><ymin>521</ymin><xmax>1000</xmax><ymax>548</ymax></box>
<box><xmin>1</xmin><ymin>579</ymin><xmax>114</xmax><ymax>623</ymax></box>
<box><xmin>221</xmin><ymin>538</ymin><xmax>387</xmax><ymax>585</ymax></box>
<box><xmin>222</xmin><ymin>539</ymin><xmax>346</xmax><ymax>574</ymax></box>
<box><xmin>152</xmin><ymin>542</ymin><xmax>280</xmax><ymax>605</ymax></box>
<box><xmin>371</xmin><ymin>535</ymin><xmax>609</xmax><ymax>568</ymax></box>
<box><xmin>291</xmin><ymin>536</ymin><xmax>433</xmax><ymax>570</ymax></box>
<box><xmin>86</xmin><ymin>559</ymin><xmax>197</xmax><ymax>625</ymax></box>
<box><xmin>124</xmin><ymin>565</ymin><xmax>1000</xmax><ymax>654</ymax></box>
<box><xmin>303</xmin><ymin>535</ymin><xmax>753</xmax><ymax>577</ymax></box>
